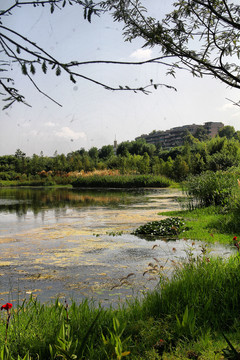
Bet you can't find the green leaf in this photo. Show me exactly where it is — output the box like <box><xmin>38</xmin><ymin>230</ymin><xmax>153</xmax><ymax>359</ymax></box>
<box><xmin>21</xmin><ymin>63</ymin><xmax>28</xmax><ymax>75</ymax></box>
<box><xmin>42</xmin><ymin>61</ymin><xmax>47</xmax><ymax>74</ymax></box>
<box><xmin>87</xmin><ymin>8</ymin><xmax>93</xmax><ymax>23</ymax></box>
<box><xmin>30</xmin><ymin>63</ymin><xmax>36</xmax><ymax>75</ymax></box>
<box><xmin>56</xmin><ymin>66</ymin><xmax>61</xmax><ymax>76</ymax></box>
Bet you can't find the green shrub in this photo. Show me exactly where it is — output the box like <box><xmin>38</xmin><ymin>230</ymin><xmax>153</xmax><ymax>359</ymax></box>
<box><xmin>183</xmin><ymin>170</ymin><xmax>237</xmax><ymax>208</ymax></box>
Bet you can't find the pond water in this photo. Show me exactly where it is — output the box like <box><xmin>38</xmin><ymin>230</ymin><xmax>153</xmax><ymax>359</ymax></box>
<box><xmin>0</xmin><ymin>187</ymin><xmax>233</xmax><ymax>307</ymax></box>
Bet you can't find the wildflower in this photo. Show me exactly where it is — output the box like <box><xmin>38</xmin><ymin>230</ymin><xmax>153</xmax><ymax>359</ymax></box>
<box><xmin>233</xmin><ymin>236</ymin><xmax>240</xmax><ymax>251</ymax></box>
<box><xmin>1</xmin><ymin>303</ymin><xmax>12</xmax><ymax>311</ymax></box>
<box><xmin>154</xmin><ymin>338</ymin><xmax>165</xmax><ymax>357</ymax></box>
<box><xmin>1</xmin><ymin>303</ymin><xmax>12</xmax><ymax>343</ymax></box>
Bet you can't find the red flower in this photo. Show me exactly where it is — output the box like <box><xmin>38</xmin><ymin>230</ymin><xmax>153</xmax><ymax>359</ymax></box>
<box><xmin>233</xmin><ymin>236</ymin><xmax>238</xmax><ymax>242</ymax></box>
<box><xmin>1</xmin><ymin>303</ymin><xmax>12</xmax><ymax>311</ymax></box>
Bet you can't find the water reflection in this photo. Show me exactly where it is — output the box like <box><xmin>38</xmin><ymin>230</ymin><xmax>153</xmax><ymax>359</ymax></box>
<box><xmin>0</xmin><ymin>187</ymin><xmax>148</xmax><ymax>217</ymax></box>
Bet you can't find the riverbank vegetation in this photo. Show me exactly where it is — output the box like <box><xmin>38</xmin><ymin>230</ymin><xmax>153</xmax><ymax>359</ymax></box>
<box><xmin>1</xmin><ymin>126</ymin><xmax>240</xmax><ymax>187</ymax></box>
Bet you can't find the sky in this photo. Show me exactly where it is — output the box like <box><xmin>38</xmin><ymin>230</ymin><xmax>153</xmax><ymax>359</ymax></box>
<box><xmin>1</xmin><ymin>0</ymin><xmax>240</xmax><ymax>157</ymax></box>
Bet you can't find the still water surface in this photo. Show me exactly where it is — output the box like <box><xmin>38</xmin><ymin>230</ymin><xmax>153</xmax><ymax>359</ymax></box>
<box><xmin>0</xmin><ymin>187</ymin><xmax>232</xmax><ymax>306</ymax></box>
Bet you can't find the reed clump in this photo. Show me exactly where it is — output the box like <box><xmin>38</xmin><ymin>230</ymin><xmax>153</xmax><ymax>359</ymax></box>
<box><xmin>71</xmin><ymin>174</ymin><xmax>174</xmax><ymax>188</ymax></box>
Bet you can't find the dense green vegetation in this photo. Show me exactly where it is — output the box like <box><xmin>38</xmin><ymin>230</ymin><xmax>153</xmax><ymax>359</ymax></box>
<box><xmin>1</xmin><ymin>125</ymin><xmax>240</xmax><ymax>187</ymax></box>
<box><xmin>71</xmin><ymin>174</ymin><xmax>174</xmax><ymax>188</ymax></box>
<box><xmin>132</xmin><ymin>217</ymin><xmax>189</xmax><ymax>240</ymax></box>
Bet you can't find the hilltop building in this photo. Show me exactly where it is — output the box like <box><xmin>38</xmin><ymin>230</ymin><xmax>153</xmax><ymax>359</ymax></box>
<box><xmin>135</xmin><ymin>122</ymin><xmax>224</xmax><ymax>149</ymax></box>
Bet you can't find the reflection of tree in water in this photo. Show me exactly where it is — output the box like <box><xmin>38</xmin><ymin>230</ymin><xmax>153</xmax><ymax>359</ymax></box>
<box><xmin>0</xmin><ymin>188</ymin><xmax>147</xmax><ymax>218</ymax></box>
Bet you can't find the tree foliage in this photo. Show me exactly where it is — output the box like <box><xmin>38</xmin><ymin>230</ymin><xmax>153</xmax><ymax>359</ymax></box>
<box><xmin>1</xmin><ymin>134</ymin><xmax>240</xmax><ymax>181</ymax></box>
<box><xmin>3</xmin><ymin>1</ymin><xmax>240</xmax><ymax>109</ymax></box>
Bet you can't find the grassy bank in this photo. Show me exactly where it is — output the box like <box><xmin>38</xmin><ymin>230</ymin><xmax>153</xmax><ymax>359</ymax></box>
<box><xmin>1</xmin><ymin>251</ymin><xmax>240</xmax><ymax>359</ymax></box>
<box><xmin>159</xmin><ymin>206</ymin><xmax>237</xmax><ymax>245</ymax></box>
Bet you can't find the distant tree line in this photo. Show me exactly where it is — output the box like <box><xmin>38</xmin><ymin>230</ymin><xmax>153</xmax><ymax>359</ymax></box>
<box><xmin>1</xmin><ymin>125</ymin><xmax>240</xmax><ymax>182</ymax></box>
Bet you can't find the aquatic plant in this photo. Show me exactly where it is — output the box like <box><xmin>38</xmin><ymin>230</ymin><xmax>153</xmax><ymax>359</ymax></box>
<box><xmin>132</xmin><ymin>217</ymin><xmax>189</xmax><ymax>240</ymax></box>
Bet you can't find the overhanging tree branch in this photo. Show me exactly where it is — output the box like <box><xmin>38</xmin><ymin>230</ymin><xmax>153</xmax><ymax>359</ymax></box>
<box><xmin>1</xmin><ymin>0</ymin><xmax>240</xmax><ymax>109</ymax></box>
<box><xmin>0</xmin><ymin>0</ymin><xmax>178</xmax><ymax>109</ymax></box>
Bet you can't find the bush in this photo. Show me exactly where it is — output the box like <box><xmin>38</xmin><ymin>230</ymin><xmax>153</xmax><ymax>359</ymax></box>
<box><xmin>183</xmin><ymin>170</ymin><xmax>237</xmax><ymax>208</ymax></box>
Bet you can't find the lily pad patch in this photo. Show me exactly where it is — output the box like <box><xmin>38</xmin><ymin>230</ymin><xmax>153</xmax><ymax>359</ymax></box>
<box><xmin>132</xmin><ymin>217</ymin><xmax>189</xmax><ymax>240</ymax></box>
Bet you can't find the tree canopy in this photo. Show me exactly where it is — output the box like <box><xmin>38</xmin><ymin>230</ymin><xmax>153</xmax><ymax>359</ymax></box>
<box><xmin>1</xmin><ymin>0</ymin><xmax>240</xmax><ymax>109</ymax></box>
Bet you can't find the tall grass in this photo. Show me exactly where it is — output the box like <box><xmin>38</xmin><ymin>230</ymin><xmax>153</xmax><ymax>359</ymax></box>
<box><xmin>141</xmin><ymin>254</ymin><xmax>240</xmax><ymax>330</ymax></box>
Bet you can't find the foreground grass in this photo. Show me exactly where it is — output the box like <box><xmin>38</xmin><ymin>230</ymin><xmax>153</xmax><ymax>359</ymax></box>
<box><xmin>1</xmin><ymin>253</ymin><xmax>240</xmax><ymax>359</ymax></box>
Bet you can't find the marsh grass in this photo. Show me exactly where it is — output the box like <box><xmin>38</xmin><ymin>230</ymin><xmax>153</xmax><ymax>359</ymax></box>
<box><xmin>71</xmin><ymin>174</ymin><xmax>175</xmax><ymax>188</ymax></box>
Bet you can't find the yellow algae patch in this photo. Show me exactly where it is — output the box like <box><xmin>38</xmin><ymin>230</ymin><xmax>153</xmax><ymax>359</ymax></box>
<box><xmin>0</xmin><ymin>261</ymin><xmax>12</xmax><ymax>266</ymax></box>
<box><xmin>22</xmin><ymin>274</ymin><xmax>54</xmax><ymax>280</ymax></box>
<box><xmin>26</xmin><ymin>289</ymin><xmax>42</xmax><ymax>294</ymax></box>
<box><xmin>0</xmin><ymin>238</ymin><xmax>17</xmax><ymax>244</ymax></box>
